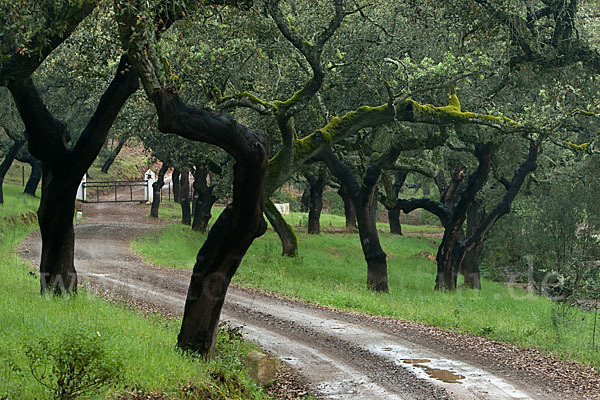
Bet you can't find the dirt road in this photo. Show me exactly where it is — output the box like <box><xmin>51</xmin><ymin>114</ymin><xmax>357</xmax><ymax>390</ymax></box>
<box><xmin>20</xmin><ymin>202</ymin><xmax>599</xmax><ymax>400</ymax></box>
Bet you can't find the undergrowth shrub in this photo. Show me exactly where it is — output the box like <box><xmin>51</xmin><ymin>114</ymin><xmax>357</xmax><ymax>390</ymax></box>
<box><xmin>24</xmin><ymin>328</ymin><xmax>122</xmax><ymax>400</ymax></box>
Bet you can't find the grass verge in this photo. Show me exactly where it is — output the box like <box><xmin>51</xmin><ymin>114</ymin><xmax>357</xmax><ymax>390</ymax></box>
<box><xmin>152</xmin><ymin>201</ymin><xmax>443</xmax><ymax>235</ymax></box>
<box><xmin>0</xmin><ymin>184</ymin><xmax>270</xmax><ymax>400</ymax></box>
<box><xmin>132</xmin><ymin>222</ymin><xmax>600</xmax><ymax>369</ymax></box>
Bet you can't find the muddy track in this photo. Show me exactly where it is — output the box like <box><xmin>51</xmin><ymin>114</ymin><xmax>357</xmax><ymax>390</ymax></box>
<box><xmin>19</xmin><ymin>202</ymin><xmax>598</xmax><ymax>400</ymax></box>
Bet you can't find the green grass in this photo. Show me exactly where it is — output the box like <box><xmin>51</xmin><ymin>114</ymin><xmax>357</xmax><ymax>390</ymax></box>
<box><xmin>153</xmin><ymin>201</ymin><xmax>443</xmax><ymax>235</ymax></box>
<box><xmin>3</xmin><ymin>161</ymin><xmax>32</xmax><ymax>187</ymax></box>
<box><xmin>0</xmin><ymin>184</ymin><xmax>40</xmax><ymax>219</ymax></box>
<box><xmin>0</xmin><ymin>186</ymin><xmax>271</xmax><ymax>399</ymax></box>
<box><xmin>133</xmin><ymin>222</ymin><xmax>600</xmax><ymax>369</ymax></box>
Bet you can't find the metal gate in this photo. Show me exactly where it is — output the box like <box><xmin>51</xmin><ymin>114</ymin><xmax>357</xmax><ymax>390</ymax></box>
<box><xmin>81</xmin><ymin>180</ymin><xmax>149</xmax><ymax>203</ymax></box>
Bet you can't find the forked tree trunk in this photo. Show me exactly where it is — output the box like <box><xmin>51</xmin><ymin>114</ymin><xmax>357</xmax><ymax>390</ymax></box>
<box><xmin>8</xmin><ymin>55</ymin><xmax>139</xmax><ymax>294</ymax></box>
<box><xmin>264</xmin><ymin>199</ymin><xmax>298</xmax><ymax>256</ymax></box>
<box><xmin>150</xmin><ymin>161</ymin><xmax>169</xmax><ymax>218</ymax></box>
<box><xmin>0</xmin><ymin>139</ymin><xmax>24</xmax><ymax>204</ymax></box>
<box><xmin>172</xmin><ymin>168</ymin><xmax>181</xmax><ymax>203</ymax></box>
<box><xmin>101</xmin><ymin>135</ymin><xmax>128</xmax><ymax>173</ymax></box>
<box><xmin>179</xmin><ymin>168</ymin><xmax>191</xmax><ymax>225</ymax></box>
<box><xmin>307</xmin><ymin>172</ymin><xmax>326</xmax><ymax>234</ymax></box>
<box><xmin>434</xmin><ymin>145</ymin><xmax>492</xmax><ymax>290</ymax></box>
<box><xmin>192</xmin><ymin>164</ymin><xmax>217</xmax><ymax>233</ymax></box>
<box><xmin>18</xmin><ymin>151</ymin><xmax>42</xmax><ymax>196</ymax></box>
<box><xmin>338</xmin><ymin>183</ymin><xmax>356</xmax><ymax>229</ymax></box>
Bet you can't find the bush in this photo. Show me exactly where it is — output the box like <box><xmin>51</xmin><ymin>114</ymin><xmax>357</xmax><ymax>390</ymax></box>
<box><xmin>24</xmin><ymin>328</ymin><xmax>123</xmax><ymax>400</ymax></box>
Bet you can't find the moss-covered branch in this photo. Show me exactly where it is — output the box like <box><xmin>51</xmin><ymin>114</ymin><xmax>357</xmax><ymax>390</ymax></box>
<box><xmin>266</xmin><ymin>93</ymin><xmax>522</xmax><ymax>193</ymax></box>
<box><xmin>217</xmin><ymin>92</ymin><xmax>275</xmax><ymax>115</ymax></box>
<box><xmin>396</xmin><ymin>94</ymin><xmax>520</xmax><ymax>131</ymax></box>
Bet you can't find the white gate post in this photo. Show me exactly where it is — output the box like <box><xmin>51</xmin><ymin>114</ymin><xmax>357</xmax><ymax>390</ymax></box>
<box><xmin>144</xmin><ymin>169</ymin><xmax>156</xmax><ymax>203</ymax></box>
<box><xmin>76</xmin><ymin>173</ymin><xmax>87</xmax><ymax>201</ymax></box>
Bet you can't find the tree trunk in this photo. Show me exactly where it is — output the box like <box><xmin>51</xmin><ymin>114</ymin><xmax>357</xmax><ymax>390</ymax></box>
<box><xmin>461</xmin><ymin>200</ymin><xmax>484</xmax><ymax>289</ymax></box>
<box><xmin>141</xmin><ymin>91</ymin><xmax>268</xmax><ymax>357</ymax></box>
<box><xmin>358</xmin><ymin>166</ymin><xmax>388</xmax><ymax>292</ymax></box>
<box><xmin>388</xmin><ymin>208</ymin><xmax>402</xmax><ymax>235</ymax></box>
<box><xmin>172</xmin><ymin>168</ymin><xmax>181</xmax><ymax>203</ymax></box>
<box><xmin>307</xmin><ymin>171</ymin><xmax>326</xmax><ymax>234</ymax></box>
<box><xmin>17</xmin><ymin>151</ymin><xmax>42</xmax><ymax>196</ymax></box>
<box><xmin>37</xmin><ymin>164</ymin><xmax>78</xmax><ymax>293</ymax></box>
<box><xmin>192</xmin><ymin>164</ymin><xmax>217</xmax><ymax>233</ymax></box>
<box><xmin>150</xmin><ymin>161</ymin><xmax>169</xmax><ymax>218</ymax></box>
<box><xmin>338</xmin><ymin>183</ymin><xmax>356</xmax><ymax>229</ymax></box>
<box><xmin>300</xmin><ymin>186</ymin><xmax>309</xmax><ymax>212</ymax></box>
<box><xmin>434</xmin><ymin>144</ymin><xmax>493</xmax><ymax>290</ymax></box>
<box><xmin>264</xmin><ymin>199</ymin><xmax>298</xmax><ymax>256</ymax></box>
<box><xmin>316</xmin><ymin>150</ymin><xmax>388</xmax><ymax>292</ymax></box>
<box><xmin>179</xmin><ymin>168</ymin><xmax>191</xmax><ymax>225</ymax></box>
<box><xmin>388</xmin><ymin>171</ymin><xmax>407</xmax><ymax>235</ymax></box>
<box><xmin>101</xmin><ymin>135</ymin><xmax>128</xmax><ymax>173</ymax></box>
<box><xmin>0</xmin><ymin>139</ymin><xmax>25</xmax><ymax>204</ymax></box>
<box><xmin>8</xmin><ymin>55</ymin><xmax>139</xmax><ymax>294</ymax></box>
<box><xmin>435</xmin><ymin>228</ymin><xmax>461</xmax><ymax>290</ymax></box>
<box><xmin>462</xmin><ymin>241</ymin><xmax>483</xmax><ymax>289</ymax></box>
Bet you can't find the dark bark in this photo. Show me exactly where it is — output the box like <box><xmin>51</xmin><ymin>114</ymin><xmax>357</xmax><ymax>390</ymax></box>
<box><xmin>7</xmin><ymin>55</ymin><xmax>139</xmax><ymax>294</ymax></box>
<box><xmin>316</xmin><ymin>149</ymin><xmax>388</xmax><ymax>292</ymax></box>
<box><xmin>396</xmin><ymin>145</ymin><xmax>492</xmax><ymax>291</ymax></box>
<box><xmin>0</xmin><ymin>139</ymin><xmax>25</xmax><ymax>204</ymax></box>
<box><xmin>338</xmin><ymin>183</ymin><xmax>357</xmax><ymax>229</ymax></box>
<box><xmin>306</xmin><ymin>171</ymin><xmax>326</xmax><ymax>234</ymax></box>
<box><xmin>434</xmin><ymin>144</ymin><xmax>493</xmax><ymax>290</ymax></box>
<box><xmin>192</xmin><ymin>164</ymin><xmax>217</xmax><ymax>233</ymax></box>
<box><xmin>264</xmin><ymin>199</ymin><xmax>298</xmax><ymax>256</ymax></box>
<box><xmin>137</xmin><ymin>90</ymin><xmax>268</xmax><ymax>356</ymax></box>
<box><xmin>461</xmin><ymin>200</ymin><xmax>485</xmax><ymax>289</ymax></box>
<box><xmin>457</xmin><ymin>140</ymin><xmax>540</xmax><ymax>275</ymax></box>
<box><xmin>17</xmin><ymin>151</ymin><xmax>42</xmax><ymax>196</ymax></box>
<box><xmin>300</xmin><ymin>186</ymin><xmax>310</xmax><ymax>212</ymax></box>
<box><xmin>101</xmin><ymin>135</ymin><xmax>128</xmax><ymax>173</ymax></box>
<box><xmin>150</xmin><ymin>161</ymin><xmax>169</xmax><ymax>218</ymax></box>
<box><xmin>179</xmin><ymin>168</ymin><xmax>191</xmax><ymax>225</ymax></box>
<box><xmin>388</xmin><ymin>171</ymin><xmax>407</xmax><ymax>235</ymax></box>
<box><xmin>388</xmin><ymin>208</ymin><xmax>402</xmax><ymax>235</ymax></box>
<box><xmin>172</xmin><ymin>168</ymin><xmax>181</xmax><ymax>203</ymax></box>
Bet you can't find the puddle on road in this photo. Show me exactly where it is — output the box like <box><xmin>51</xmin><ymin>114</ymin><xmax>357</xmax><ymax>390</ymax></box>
<box><xmin>402</xmin><ymin>359</ymin><xmax>465</xmax><ymax>384</ymax></box>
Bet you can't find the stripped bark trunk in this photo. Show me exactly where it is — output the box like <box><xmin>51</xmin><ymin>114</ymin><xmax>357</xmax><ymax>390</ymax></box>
<box><xmin>101</xmin><ymin>135</ymin><xmax>128</xmax><ymax>173</ymax></box>
<box><xmin>179</xmin><ymin>167</ymin><xmax>191</xmax><ymax>225</ymax></box>
<box><xmin>7</xmin><ymin>55</ymin><xmax>139</xmax><ymax>293</ymax></box>
<box><xmin>264</xmin><ymin>199</ymin><xmax>298</xmax><ymax>256</ymax></box>
<box><xmin>125</xmin><ymin>89</ymin><xmax>268</xmax><ymax>356</ymax></box>
<box><xmin>150</xmin><ymin>161</ymin><xmax>169</xmax><ymax>218</ymax></box>
<box><xmin>17</xmin><ymin>151</ymin><xmax>42</xmax><ymax>196</ymax></box>
<box><xmin>192</xmin><ymin>164</ymin><xmax>217</xmax><ymax>233</ymax></box>
<box><xmin>338</xmin><ymin>183</ymin><xmax>356</xmax><ymax>229</ymax></box>
<box><xmin>316</xmin><ymin>149</ymin><xmax>388</xmax><ymax>292</ymax></box>
<box><xmin>0</xmin><ymin>139</ymin><xmax>25</xmax><ymax>204</ymax></box>
<box><xmin>172</xmin><ymin>168</ymin><xmax>181</xmax><ymax>203</ymax></box>
<box><xmin>306</xmin><ymin>171</ymin><xmax>326</xmax><ymax>234</ymax></box>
